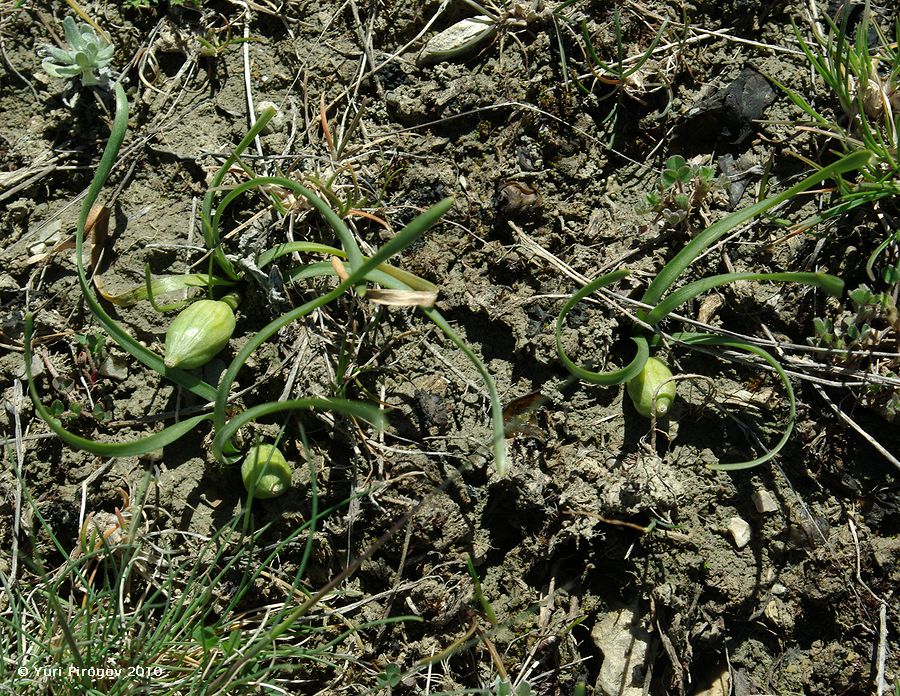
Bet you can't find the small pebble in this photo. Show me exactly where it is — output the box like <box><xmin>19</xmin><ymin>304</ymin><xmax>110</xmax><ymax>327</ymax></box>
<box><xmin>98</xmin><ymin>355</ymin><xmax>128</xmax><ymax>381</ymax></box>
<box><xmin>727</xmin><ymin>516</ymin><xmax>752</xmax><ymax>549</ymax></box>
<box><xmin>751</xmin><ymin>489</ymin><xmax>779</xmax><ymax>514</ymax></box>
<box><xmin>255</xmin><ymin>100</ymin><xmax>285</xmax><ymax>132</ymax></box>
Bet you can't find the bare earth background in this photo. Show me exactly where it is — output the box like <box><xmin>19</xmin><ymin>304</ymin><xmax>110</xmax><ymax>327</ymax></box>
<box><xmin>0</xmin><ymin>1</ymin><xmax>898</xmax><ymax>694</ymax></box>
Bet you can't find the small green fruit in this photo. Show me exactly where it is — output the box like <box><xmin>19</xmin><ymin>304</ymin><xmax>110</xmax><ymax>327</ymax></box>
<box><xmin>626</xmin><ymin>357</ymin><xmax>677</xmax><ymax>419</ymax></box>
<box><xmin>241</xmin><ymin>444</ymin><xmax>292</xmax><ymax>499</ymax></box>
<box><xmin>164</xmin><ymin>300</ymin><xmax>236</xmax><ymax>369</ymax></box>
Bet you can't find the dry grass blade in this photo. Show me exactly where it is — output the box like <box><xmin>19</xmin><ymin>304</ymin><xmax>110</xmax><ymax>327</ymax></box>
<box><xmin>0</xmin><ymin>155</ymin><xmax>59</xmax><ymax>204</ymax></box>
<box><xmin>365</xmin><ymin>289</ymin><xmax>438</xmax><ymax>307</ymax></box>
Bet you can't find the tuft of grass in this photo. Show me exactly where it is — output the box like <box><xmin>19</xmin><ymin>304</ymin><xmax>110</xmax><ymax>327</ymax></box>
<box><xmin>770</xmin><ymin>0</ymin><xmax>899</xmax><ymax>269</ymax></box>
<box><xmin>569</xmin><ymin>6</ymin><xmax>674</xmax><ymax>144</ymax></box>
<box><xmin>639</xmin><ymin>155</ymin><xmax>728</xmax><ymax>234</ymax></box>
<box><xmin>760</xmin><ymin>1</ymin><xmax>900</xmax><ymax>430</ymax></box>
<box><xmin>2</xmin><ymin>465</ymin><xmax>416</xmax><ymax>693</ymax></box>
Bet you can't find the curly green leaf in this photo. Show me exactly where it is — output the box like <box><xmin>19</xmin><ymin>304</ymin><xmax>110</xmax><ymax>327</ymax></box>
<box><xmin>675</xmin><ymin>333</ymin><xmax>796</xmax><ymax>470</ymax></box>
<box><xmin>555</xmin><ymin>269</ymin><xmax>649</xmax><ymax>385</ymax></box>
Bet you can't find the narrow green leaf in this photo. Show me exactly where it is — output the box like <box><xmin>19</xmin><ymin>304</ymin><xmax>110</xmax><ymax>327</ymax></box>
<box><xmin>644</xmin><ymin>272</ymin><xmax>844</xmax><ymax>326</ymax></box>
<box><xmin>71</xmin><ymin>83</ymin><xmax>218</xmax><ymax>402</ymax></box>
<box><xmin>214</xmin><ymin>398</ymin><xmax>385</xmax><ymax>452</ymax></box>
<box><xmin>101</xmin><ymin>273</ymin><xmax>233</xmax><ymax>308</ymax></box>
<box><xmin>200</xmin><ymin>107</ymin><xmax>276</xmax><ymax>280</ymax></box>
<box><xmin>555</xmin><ymin>269</ymin><xmax>649</xmax><ymax>385</ymax></box>
<box><xmin>641</xmin><ymin>149</ymin><xmax>873</xmax><ymax>310</ymax></box>
<box><xmin>24</xmin><ymin>314</ymin><xmax>212</xmax><ymax>457</ymax></box>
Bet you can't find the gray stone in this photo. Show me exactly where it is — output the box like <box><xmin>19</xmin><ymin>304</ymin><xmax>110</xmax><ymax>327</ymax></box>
<box><xmin>591</xmin><ymin>606</ymin><xmax>650</xmax><ymax>696</ymax></box>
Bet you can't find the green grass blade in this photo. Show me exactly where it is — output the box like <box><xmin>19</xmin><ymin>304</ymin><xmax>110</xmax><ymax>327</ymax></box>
<box><xmin>621</xmin><ymin>19</ymin><xmax>668</xmax><ymax>78</ymax></box>
<box><xmin>422</xmin><ymin>306</ymin><xmax>508</xmax><ymax>476</ymax></box>
<box><xmin>764</xmin><ymin>69</ymin><xmax>833</xmax><ymax>127</ymax></box>
<box><xmin>212</xmin><ymin>198</ymin><xmax>455</xmax><ymax>463</ymax></box>
<box><xmin>866</xmin><ymin>231</ymin><xmax>900</xmax><ymax>280</ymax></box>
<box><xmin>644</xmin><ymin>272</ymin><xmax>844</xmax><ymax>326</ymax></box>
<box><xmin>210</xmin><ymin>176</ymin><xmax>365</xmax><ymax>276</ymax></box>
<box><xmin>200</xmin><ymin>106</ymin><xmax>276</xmax><ymax>280</ymax></box>
<box><xmin>69</xmin><ymin>83</ymin><xmax>218</xmax><ymax>402</ymax></box>
<box><xmin>214</xmin><ymin>398</ymin><xmax>385</xmax><ymax>453</ymax></box>
<box><xmin>555</xmin><ymin>269</ymin><xmax>650</xmax><ymax>385</ymax></box>
<box><xmin>24</xmin><ymin>313</ymin><xmax>213</xmax><ymax>456</ymax></box>
<box><xmin>580</xmin><ymin>20</ymin><xmax>613</xmax><ymax>75</ymax></box>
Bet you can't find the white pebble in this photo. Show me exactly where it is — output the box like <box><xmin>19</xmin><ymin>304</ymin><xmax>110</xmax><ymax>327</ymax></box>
<box><xmin>728</xmin><ymin>516</ymin><xmax>752</xmax><ymax>549</ymax></box>
<box><xmin>751</xmin><ymin>489</ymin><xmax>779</xmax><ymax>514</ymax></box>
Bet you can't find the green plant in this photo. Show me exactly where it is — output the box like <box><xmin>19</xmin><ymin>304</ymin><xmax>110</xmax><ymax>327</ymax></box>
<box><xmin>494</xmin><ymin>679</ymin><xmax>535</xmax><ymax>696</ymax></box>
<box><xmin>579</xmin><ymin>8</ymin><xmax>667</xmax><ymax>91</ymax></box>
<box><xmin>74</xmin><ymin>332</ymin><xmax>106</xmax><ymax>365</ymax></box>
<box><xmin>376</xmin><ymin>663</ymin><xmax>403</xmax><ymax>688</ymax></box>
<box><xmin>573</xmin><ymin>7</ymin><xmax>671</xmax><ymax>144</ymax></box>
<box><xmin>35</xmin><ymin>331</ymin><xmax>115</xmax><ymax>424</ymax></box>
<box><xmin>41</xmin><ymin>16</ymin><xmax>114</xmax><ymax>87</ymax></box>
<box><xmin>813</xmin><ymin>284</ymin><xmax>898</xmax><ymax>352</ymax></box>
<box><xmin>772</xmin><ymin>1</ymin><xmax>899</xmax><ymax>263</ymax></box>
<box><xmin>467</xmin><ymin>554</ymin><xmax>498</xmax><ymax>627</ymax></box>
<box><xmin>641</xmin><ymin>155</ymin><xmax>728</xmax><ymax>232</ymax></box>
<box><xmin>47</xmin><ymin>395</ymin><xmax>111</xmax><ymax>423</ymax></box>
<box><xmin>811</xmin><ymin>283</ymin><xmax>900</xmax><ymax>420</ymax></box>
<box><xmin>760</xmin><ymin>3</ymin><xmax>900</xmax><ymax>427</ymax></box>
<box><xmin>556</xmin><ymin>150</ymin><xmax>872</xmax><ymax>470</ymax></box>
<box><xmin>23</xmin><ymin>83</ymin><xmax>508</xmax><ymax>477</ymax></box>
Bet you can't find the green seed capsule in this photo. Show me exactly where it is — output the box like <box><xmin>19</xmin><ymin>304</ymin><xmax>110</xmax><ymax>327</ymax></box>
<box><xmin>626</xmin><ymin>357</ymin><xmax>677</xmax><ymax>419</ymax></box>
<box><xmin>241</xmin><ymin>444</ymin><xmax>292</xmax><ymax>499</ymax></box>
<box><xmin>164</xmin><ymin>299</ymin><xmax>236</xmax><ymax>369</ymax></box>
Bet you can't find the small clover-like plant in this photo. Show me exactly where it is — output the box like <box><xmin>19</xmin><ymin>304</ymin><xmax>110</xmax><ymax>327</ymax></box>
<box><xmin>813</xmin><ymin>284</ymin><xmax>898</xmax><ymax>355</ymax></box>
<box><xmin>641</xmin><ymin>155</ymin><xmax>727</xmax><ymax>232</ymax></box>
<box><xmin>811</xmin><ymin>283</ymin><xmax>900</xmax><ymax>420</ymax></box>
<box><xmin>41</xmin><ymin>16</ymin><xmax>114</xmax><ymax>87</ymax></box>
